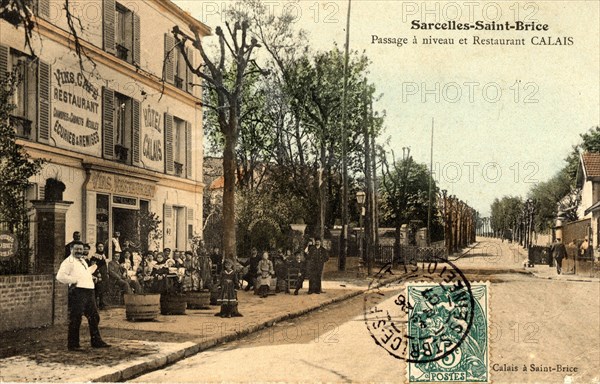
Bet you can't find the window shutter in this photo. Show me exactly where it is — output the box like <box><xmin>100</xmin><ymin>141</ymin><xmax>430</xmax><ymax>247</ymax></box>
<box><xmin>37</xmin><ymin>0</ymin><xmax>50</xmax><ymax>19</ymax></box>
<box><xmin>164</xmin><ymin>113</ymin><xmax>174</xmax><ymax>174</ymax></box>
<box><xmin>132</xmin><ymin>13</ymin><xmax>141</xmax><ymax>66</ymax></box>
<box><xmin>163</xmin><ymin>204</ymin><xmax>173</xmax><ymax>248</ymax></box>
<box><xmin>37</xmin><ymin>60</ymin><xmax>51</xmax><ymax>142</ymax></box>
<box><xmin>132</xmin><ymin>99</ymin><xmax>140</xmax><ymax>164</ymax></box>
<box><xmin>185</xmin><ymin>46</ymin><xmax>194</xmax><ymax>93</ymax></box>
<box><xmin>102</xmin><ymin>87</ymin><xmax>115</xmax><ymax>159</ymax></box>
<box><xmin>0</xmin><ymin>44</ymin><xmax>8</xmax><ymax>83</ymax></box>
<box><xmin>103</xmin><ymin>0</ymin><xmax>116</xmax><ymax>55</ymax></box>
<box><xmin>38</xmin><ymin>185</ymin><xmax>45</xmax><ymax>200</ymax></box>
<box><xmin>187</xmin><ymin>207</ymin><xmax>194</xmax><ymax>239</ymax></box>
<box><xmin>185</xmin><ymin>121</ymin><xmax>192</xmax><ymax>179</ymax></box>
<box><xmin>164</xmin><ymin>33</ymin><xmax>175</xmax><ymax>84</ymax></box>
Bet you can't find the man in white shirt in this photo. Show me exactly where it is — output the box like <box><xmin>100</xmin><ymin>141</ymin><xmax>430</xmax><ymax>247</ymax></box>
<box><xmin>112</xmin><ymin>231</ymin><xmax>122</xmax><ymax>254</ymax></box>
<box><xmin>56</xmin><ymin>241</ymin><xmax>111</xmax><ymax>351</ymax></box>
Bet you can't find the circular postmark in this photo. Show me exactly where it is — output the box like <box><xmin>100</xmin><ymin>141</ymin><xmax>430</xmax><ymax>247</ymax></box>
<box><xmin>363</xmin><ymin>256</ymin><xmax>475</xmax><ymax>364</ymax></box>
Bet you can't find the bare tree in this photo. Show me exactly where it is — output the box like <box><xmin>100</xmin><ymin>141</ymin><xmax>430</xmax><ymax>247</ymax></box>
<box><xmin>172</xmin><ymin>20</ymin><xmax>260</xmax><ymax>261</ymax></box>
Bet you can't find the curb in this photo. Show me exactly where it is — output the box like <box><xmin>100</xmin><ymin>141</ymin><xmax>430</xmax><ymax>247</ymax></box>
<box><xmin>92</xmin><ymin>275</ymin><xmax>402</xmax><ymax>382</ymax></box>
<box><xmin>528</xmin><ymin>271</ymin><xmax>599</xmax><ymax>283</ymax></box>
<box><xmin>447</xmin><ymin>242</ymin><xmax>481</xmax><ymax>261</ymax></box>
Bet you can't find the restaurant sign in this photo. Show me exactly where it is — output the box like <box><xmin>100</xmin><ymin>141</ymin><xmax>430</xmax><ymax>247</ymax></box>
<box><xmin>52</xmin><ymin>67</ymin><xmax>102</xmax><ymax>156</ymax></box>
<box><xmin>88</xmin><ymin>171</ymin><xmax>156</xmax><ymax>199</ymax></box>
<box><xmin>0</xmin><ymin>231</ymin><xmax>18</xmax><ymax>259</ymax></box>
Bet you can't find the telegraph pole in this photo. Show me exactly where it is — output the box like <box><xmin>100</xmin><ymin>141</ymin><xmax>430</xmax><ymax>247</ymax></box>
<box><xmin>339</xmin><ymin>0</ymin><xmax>352</xmax><ymax>271</ymax></box>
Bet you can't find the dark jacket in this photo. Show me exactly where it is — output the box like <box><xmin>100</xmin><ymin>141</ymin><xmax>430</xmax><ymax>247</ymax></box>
<box><xmin>550</xmin><ymin>242</ymin><xmax>567</xmax><ymax>260</ymax></box>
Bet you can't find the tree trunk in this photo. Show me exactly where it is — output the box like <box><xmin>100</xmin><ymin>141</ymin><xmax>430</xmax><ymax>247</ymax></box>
<box><xmin>319</xmin><ymin>142</ymin><xmax>327</xmax><ymax>241</ymax></box>
<box><xmin>222</xmin><ymin>123</ymin><xmax>237</xmax><ymax>261</ymax></box>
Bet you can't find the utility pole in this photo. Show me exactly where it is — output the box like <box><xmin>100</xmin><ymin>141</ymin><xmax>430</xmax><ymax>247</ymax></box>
<box><xmin>427</xmin><ymin>118</ymin><xmax>434</xmax><ymax>245</ymax></box>
<box><xmin>339</xmin><ymin>0</ymin><xmax>352</xmax><ymax>271</ymax></box>
<box><xmin>363</xmin><ymin>82</ymin><xmax>372</xmax><ymax>275</ymax></box>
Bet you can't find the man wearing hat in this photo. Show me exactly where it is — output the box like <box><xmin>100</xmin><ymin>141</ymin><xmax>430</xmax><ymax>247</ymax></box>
<box><xmin>56</xmin><ymin>241</ymin><xmax>111</xmax><ymax>351</ymax></box>
<box><xmin>305</xmin><ymin>238</ymin><xmax>329</xmax><ymax>294</ymax></box>
<box><xmin>550</xmin><ymin>237</ymin><xmax>567</xmax><ymax>274</ymax></box>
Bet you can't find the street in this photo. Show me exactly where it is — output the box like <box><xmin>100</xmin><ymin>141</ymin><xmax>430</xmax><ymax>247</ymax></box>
<box><xmin>132</xmin><ymin>239</ymin><xmax>600</xmax><ymax>383</ymax></box>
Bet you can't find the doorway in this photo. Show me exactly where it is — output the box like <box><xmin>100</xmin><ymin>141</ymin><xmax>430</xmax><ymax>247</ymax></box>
<box><xmin>113</xmin><ymin>207</ymin><xmax>138</xmax><ymax>248</ymax></box>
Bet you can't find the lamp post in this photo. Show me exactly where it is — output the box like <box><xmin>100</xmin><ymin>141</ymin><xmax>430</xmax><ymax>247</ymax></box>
<box><xmin>441</xmin><ymin>189</ymin><xmax>448</xmax><ymax>253</ymax></box>
<box><xmin>356</xmin><ymin>191</ymin><xmax>367</xmax><ymax>273</ymax></box>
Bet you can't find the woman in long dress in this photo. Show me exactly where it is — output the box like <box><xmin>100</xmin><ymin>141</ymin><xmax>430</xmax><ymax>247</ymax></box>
<box><xmin>215</xmin><ymin>260</ymin><xmax>243</xmax><ymax>317</ymax></box>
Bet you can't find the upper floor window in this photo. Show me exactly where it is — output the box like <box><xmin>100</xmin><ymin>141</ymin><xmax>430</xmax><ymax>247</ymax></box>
<box><xmin>164</xmin><ymin>114</ymin><xmax>192</xmax><ymax>179</ymax></box>
<box><xmin>9</xmin><ymin>49</ymin><xmax>37</xmax><ymax>140</ymax></box>
<box><xmin>174</xmin><ymin>49</ymin><xmax>186</xmax><ymax>90</ymax></box>
<box><xmin>164</xmin><ymin>34</ymin><xmax>194</xmax><ymax>94</ymax></box>
<box><xmin>103</xmin><ymin>0</ymin><xmax>140</xmax><ymax>65</ymax></box>
<box><xmin>174</xmin><ymin>117</ymin><xmax>185</xmax><ymax>176</ymax></box>
<box><xmin>115</xmin><ymin>4</ymin><xmax>132</xmax><ymax>62</ymax></box>
<box><xmin>114</xmin><ymin>92</ymin><xmax>132</xmax><ymax>163</ymax></box>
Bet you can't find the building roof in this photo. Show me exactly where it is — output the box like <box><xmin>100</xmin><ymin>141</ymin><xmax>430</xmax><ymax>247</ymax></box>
<box><xmin>582</xmin><ymin>153</ymin><xmax>600</xmax><ymax>178</ymax></box>
<box><xmin>209</xmin><ymin>176</ymin><xmax>224</xmax><ymax>190</ymax></box>
<box><xmin>576</xmin><ymin>152</ymin><xmax>600</xmax><ymax>187</ymax></box>
<box><xmin>163</xmin><ymin>1</ymin><xmax>212</xmax><ymax>36</ymax></box>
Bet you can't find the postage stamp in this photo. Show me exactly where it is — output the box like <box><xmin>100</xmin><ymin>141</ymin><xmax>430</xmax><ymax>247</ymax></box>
<box><xmin>406</xmin><ymin>282</ymin><xmax>489</xmax><ymax>383</ymax></box>
<box><xmin>363</xmin><ymin>258</ymin><xmax>491</xmax><ymax>382</ymax></box>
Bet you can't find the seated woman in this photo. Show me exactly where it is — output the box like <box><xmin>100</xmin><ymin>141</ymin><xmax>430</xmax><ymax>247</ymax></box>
<box><xmin>121</xmin><ymin>257</ymin><xmax>143</xmax><ymax>294</ymax></box>
<box><xmin>149</xmin><ymin>253</ymin><xmax>170</xmax><ymax>293</ymax></box>
<box><xmin>137</xmin><ymin>253</ymin><xmax>155</xmax><ymax>291</ymax></box>
<box><xmin>256</xmin><ymin>251</ymin><xmax>275</xmax><ymax>298</ymax></box>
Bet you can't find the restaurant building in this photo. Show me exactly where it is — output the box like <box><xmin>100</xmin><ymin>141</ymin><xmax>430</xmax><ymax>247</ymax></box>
<box><xmin>0</xmin><ymin>0</ymin><xmax>208</xmax><ymax>331</ymax></box>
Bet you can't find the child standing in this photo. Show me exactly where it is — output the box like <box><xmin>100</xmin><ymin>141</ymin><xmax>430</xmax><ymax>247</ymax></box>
<box><xmin>215</xmin><ymin>260</ymin><xmax>243</xmax><ymax>317</ymax></box>
<box><xmin>256</xmin><ymin>251</ymin><xmax>274</xmax><ymax>298</ymax></box>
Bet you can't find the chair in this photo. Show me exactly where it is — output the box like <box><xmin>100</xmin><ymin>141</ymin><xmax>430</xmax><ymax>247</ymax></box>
<box><xmin>287</xmin><ymin>267</ymin><xmax>301</xmax><ymax>294</ymax></box>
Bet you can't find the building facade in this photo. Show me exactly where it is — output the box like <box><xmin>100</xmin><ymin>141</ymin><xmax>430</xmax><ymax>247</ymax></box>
<box><xmin>0</xmin><ymin>0</ymin><xmax>208</xmax><ymax>331</ymax></box>
<box><xmin>2</xmin><ymin>0</ymin><xmax>208</xmax><ymax>254</ymax></box>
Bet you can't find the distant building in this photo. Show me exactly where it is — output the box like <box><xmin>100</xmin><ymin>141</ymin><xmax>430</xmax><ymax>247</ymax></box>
<box><xmin>575</xmin><ymin>152</ymin><xmax>600</xmax><ymax>255</ymax></box>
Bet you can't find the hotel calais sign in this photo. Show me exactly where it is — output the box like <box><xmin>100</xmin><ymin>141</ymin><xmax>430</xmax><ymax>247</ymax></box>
<box><xmin>141</xmin><ymin>103</ymin><xmax>164</xmax><ymax>172</ymax></box>
<box><xmin>52</xmin><ymin>66</ymin><xmax>101</xmax><ymax>156</ymax></box>
<box><xmin>88</xmin><ymin>171</ymin><xmax>156</xmax><ymax>199</ymax></box>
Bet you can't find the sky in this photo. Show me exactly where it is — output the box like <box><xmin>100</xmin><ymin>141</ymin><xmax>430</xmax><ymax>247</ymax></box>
<box><xmin>173</xmin><ymin>0</ymin><xmax>600</xmax><ymax>216</ymax></box>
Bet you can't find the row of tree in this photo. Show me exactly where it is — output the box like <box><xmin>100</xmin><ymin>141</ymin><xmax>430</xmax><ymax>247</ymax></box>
<box><xmin>184</xmin><ymin>1</ymin><xmax>449</xmax><ymax>261</ymax></box>
<box><xmin>489</xmin><ymin>126</ymin><xmax>600</xmax><ymax>241</ymax></box>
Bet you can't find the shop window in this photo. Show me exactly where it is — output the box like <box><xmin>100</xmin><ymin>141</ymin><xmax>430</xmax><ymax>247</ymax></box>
<box><xmin>96</xmin><ymin>194</ymin><xmax>110</xmax><ymax>248</ymax></box>
<box><xmin>114</xmin><ymin>92</ymin><xmax>132</xmax><ymax>163</ymax></box>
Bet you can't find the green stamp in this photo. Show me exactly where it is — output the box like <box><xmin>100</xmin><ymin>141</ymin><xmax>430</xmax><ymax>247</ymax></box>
<box><xmin>407</xmin><ymin>283</ymin><xmax>489</xmax><ymax>383</ymax></box>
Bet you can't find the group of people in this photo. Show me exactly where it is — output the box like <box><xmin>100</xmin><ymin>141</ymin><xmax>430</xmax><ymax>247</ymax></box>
<box><xmin>56</xmin><ymin>230</ymin><xmax>332</xmax><ymax>350</ymax></box>
<box><xmin>239</xmin><ymin>238</ymin><xmax>330</xmax><ymax>297</ymax></box>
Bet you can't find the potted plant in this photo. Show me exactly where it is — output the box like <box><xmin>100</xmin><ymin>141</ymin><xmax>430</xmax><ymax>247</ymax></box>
<box><xmin>45</xmin><ymin>177</ymin><xmax>65</xmax><ymax>201</ymax></box>
<box><xmin>148</xmin><ymin>262</ymin><xmax>187</xmax><ymax>315</ymax></box>
<box><xmin>185</xmin><ymin>236</ymin><xmax>213</xmax><ymax>309</ymax></box>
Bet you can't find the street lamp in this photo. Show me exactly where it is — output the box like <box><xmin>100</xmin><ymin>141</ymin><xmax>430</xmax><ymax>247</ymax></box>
<box><xmin>356</xmin><ymin>191</ymin><xmax>371</xmax><ymax>274</ymax></box>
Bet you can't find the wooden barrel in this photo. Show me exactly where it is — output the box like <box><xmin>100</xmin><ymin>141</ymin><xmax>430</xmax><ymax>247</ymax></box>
<box><xmin>124</xmin><ymin>293</ymin><xmax>160</xmax><ymax>321</ymax></box>
<box><xmin>160</xmin><ymin>294</ymin><xmax>187</xmax><ymax>315</ymax></box>
<box><xmin>187</xmin><ymin>290</ymin><xmax>211</xmax><ymax>309</ymax></box>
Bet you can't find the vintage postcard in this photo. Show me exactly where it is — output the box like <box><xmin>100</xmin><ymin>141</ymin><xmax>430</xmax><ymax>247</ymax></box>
<box><xmin>0</xmin><ymin>0</ymin><xmax>598</xmax><ymax>383</ymax></box>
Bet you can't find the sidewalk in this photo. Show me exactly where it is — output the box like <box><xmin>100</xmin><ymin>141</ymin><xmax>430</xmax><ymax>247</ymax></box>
<box><xmin>499</xmin><ymin>238</ymin><xmax>600</xmax><ymax>283</ymax></box>
<box><xmin>0</xmin><ymin>263</ymin><xmax>399</xmax><ymax>383</ymax></box>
